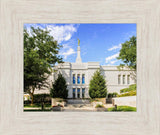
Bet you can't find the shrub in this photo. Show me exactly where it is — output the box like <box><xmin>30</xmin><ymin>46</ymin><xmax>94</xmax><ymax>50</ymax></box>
<box><xmin>95</xmin><ymin>104</ymin><xmax>104</xmax><ymax>108</ymax></box>
<box><xmin>120</xmin><ymin>84</ymin><xmax>136</xmax><ymax>93</ymax></box>
<box><xmin>129</xmin><ymin>84</ymin><xmax>136</xmax><ymax>90</ymax></box>
<box><xmin>108</xmin><ymin>92</ymin><xmax>118</xmax><ymax>98</ymax></box>
<box><xmin>117</xmin><ymin>91</ymin><xmax>136</xmax><ymax>97</ymax></box>
<box><xmin>89</xmin><ymin>70</ymin><xmax>107</xmax><ymax>98</ymax></box>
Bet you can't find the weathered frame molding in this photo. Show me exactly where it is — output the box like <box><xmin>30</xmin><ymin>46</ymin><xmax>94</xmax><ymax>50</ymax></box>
<box><xmin>0</xmin><ymin>0</ymin><xmax>160</xmax><ymax>134</ymax></box>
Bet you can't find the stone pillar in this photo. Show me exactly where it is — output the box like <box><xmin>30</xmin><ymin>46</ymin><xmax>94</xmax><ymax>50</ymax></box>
<box><xmin>80</xmin><ymin>88</ymin><xmax>82</xmax><ymax>98</ymax></box>
<box><xmin>75</xmin><ymin>88</ymin><xmax>77</xmax><ymax>98</ymax></box>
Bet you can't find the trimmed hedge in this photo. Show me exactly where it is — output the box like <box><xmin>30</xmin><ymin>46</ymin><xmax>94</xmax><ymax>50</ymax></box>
<box><xmin>108</xmin><ymin>92</ymin><xmax>118</xmax><ymax>98</ymax></box>
<box><xmin>117</xmin><ymin>90</ymin><xmax>136</xmax><ymax>97</ymax></box>
<box><xmin>120</xmin><ymin>84</ymin><xmax>136</xmax><ymax>93</ymax></box>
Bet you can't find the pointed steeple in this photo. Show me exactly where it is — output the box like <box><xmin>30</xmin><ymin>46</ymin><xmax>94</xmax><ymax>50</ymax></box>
<box><xmin>76</xmin><ymin>39</ymin><xmax>82</xmax><ymax>63</ymax></box>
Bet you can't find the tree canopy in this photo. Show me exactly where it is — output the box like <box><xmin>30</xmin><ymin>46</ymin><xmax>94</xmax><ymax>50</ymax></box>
<box><xmin>117</xmin><ymin>36</ymin><xmax>136</xmax><ymax>70</ymax></box>
<box><xmin>50</xmin><ymin>73</ymin><xmax>68</xmax><ymax>99</ymax></box>
<box><xmin>24</xmin><ymin>27</ymin><xmax>63</xmax><ymax>104</ymax></box>
<box><xmin>89</xmin><ymin>70</ymin><xmax>107</xmax><ymax>98</ymax></box>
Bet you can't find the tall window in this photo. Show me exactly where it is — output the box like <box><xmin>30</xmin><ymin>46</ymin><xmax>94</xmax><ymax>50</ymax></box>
<box><xmin>73</xmin><ymin>74</ymin><xmax>75</xmax><ymax>84</ymax></box>
<box><xmin>82</xmin><ymin>88</ymin><xmax>85</xmax><ymax>98</ymax></box>
<box><xmin>127</xmin><ymin>75</ymin><xmax>130</xmax><ymax>84</ymax></box>
<box><xmin>118</xmin><ymin>75</ymin><xmax>121</xmax><ymax>84</ymax></box>
<box><xmin>73</xmin><ymin>88</ymin><xmax>75</xmax><ymax>98</ymax></box>
<box><xmin>77</xmin><ymin>88</ymin><xmax>80</xmax><ymax>98</ymax></box>
<box><xmin>123</xmin><ymin>75</ymin><xmax>125</xmax><ymax>84</ymax></box>
<box><xmin>77</xmin><ymin>74</ymin><xmax>80</xmax><ymax>84</ymax></box>
<box><xmin>82</xmin><ymin>74</ymin><xmax>85</xmax><ymax>84</ymax></box>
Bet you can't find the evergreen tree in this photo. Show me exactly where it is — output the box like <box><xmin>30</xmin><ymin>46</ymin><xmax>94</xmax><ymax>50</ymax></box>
<box><xmin>50</xmin><ymin>73</ymin><xmax>68</xmax><ymax>99</ymax></box>
<box><xmin>89</xmin><ymin>70</ymin><xmax>107</xmax><ymax>98</ymax></box>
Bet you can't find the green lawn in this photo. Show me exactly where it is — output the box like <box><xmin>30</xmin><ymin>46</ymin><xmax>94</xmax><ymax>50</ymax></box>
<box><xmin>24</xmin><ymin>109</ymin><xmax>51</xmax><ymax>112</ymax></box>
<box><xmin>24</xmin><ymin>103</ymin><xmax>51</xmax><ymax>108</ymax></box>
<box><xmin>108</xmin><ymin>106</ymin><xmax>136</xmax><ymax>112</ymax></box>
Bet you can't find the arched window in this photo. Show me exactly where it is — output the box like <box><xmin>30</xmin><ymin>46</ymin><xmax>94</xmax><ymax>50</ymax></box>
<box><xmin>127</xmin><ymin>75</ymin><xmax>130</xmax><ymax>84</ymax></box>
<box><xmin>123</xmin><ymin>75</ymin><xmax>125</xmax><ymax>84</ymax></box>
<box><xmin>73</xmin><ymin>74</ymin><xmax>75</xmax><ymax>84</ymax></box>
<box><xmin>82</xmin><ymin>74</ymin><xmax>85</xmax><ymax>84</ymax></box>
<box><xmin>77</xmin><ymin>74</ymin><xmax>80</xmax><ymax>84</ymax></box>
<box><xmin>118</xmin><ymin>75</ymin><xmax>121</xmax><ymax>84</ymax></box>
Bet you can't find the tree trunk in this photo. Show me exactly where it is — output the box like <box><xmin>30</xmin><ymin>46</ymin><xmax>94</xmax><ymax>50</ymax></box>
<box><xmin>30</xmin><ymin>93</ymin><xmax>34</xmax><ymax>106</ymax></box>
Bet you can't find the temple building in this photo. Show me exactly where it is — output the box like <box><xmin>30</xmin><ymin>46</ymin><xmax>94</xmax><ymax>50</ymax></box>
<box><xmin>42</xmin><ymin>43</ymin><xmax>136</xmax><ymax>99</ymax></box>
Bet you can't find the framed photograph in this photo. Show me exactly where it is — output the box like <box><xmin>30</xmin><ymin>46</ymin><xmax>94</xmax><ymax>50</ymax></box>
<box><xmin>23</xmin><ymin>23</ymin><xmax>137</xmax><ymax>112</ymax></box>
<box><xmin>0</xmin><ymin>0</ymin><xmax>160</xmax><ymax>134</ymax></box>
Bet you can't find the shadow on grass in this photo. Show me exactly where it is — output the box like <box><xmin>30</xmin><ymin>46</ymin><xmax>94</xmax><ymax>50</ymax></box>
<box><xmin>24</xmin><ymin>109</ymin><xmax>51</xmax><ymax>112</ymax></box>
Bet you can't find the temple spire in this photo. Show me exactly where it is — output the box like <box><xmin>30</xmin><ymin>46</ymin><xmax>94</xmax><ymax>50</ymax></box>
<box><xmin>76</xmin><ymin>39</ymin><xmax>82</xmax><ymax>63</ymax></box>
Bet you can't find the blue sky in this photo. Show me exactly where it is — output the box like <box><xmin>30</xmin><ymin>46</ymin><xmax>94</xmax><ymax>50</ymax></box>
<box><xmin>24</xmin><ymin>23</ymin><xmax>136</xmax><ymax>65</ymax></box>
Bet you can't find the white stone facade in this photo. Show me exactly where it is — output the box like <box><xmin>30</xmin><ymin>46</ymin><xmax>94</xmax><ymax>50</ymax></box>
<box><xmin>48</xmin><ymin>45</ymin><xmax>136</xmax><ymax>99</ymax></box>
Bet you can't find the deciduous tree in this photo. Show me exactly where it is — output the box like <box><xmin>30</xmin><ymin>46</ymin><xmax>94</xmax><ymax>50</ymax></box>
<box><xmin>24</xmin><ymin>27</ymin><xmax>63</xmax><ymax>104</ymax></box>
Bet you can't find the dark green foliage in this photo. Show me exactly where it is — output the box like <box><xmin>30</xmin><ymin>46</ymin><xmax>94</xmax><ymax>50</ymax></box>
<box><xmin>117</xmin><ymin>36</ymin><xmax>136</xmax><ymax>70</ymax></box>
<box><xmin>50</xmin><ymin>73</ymin><xmax>68</xmax><ymax>99</ymax></box>
<box><xmin>89</xmin><ymin>70</ymin><xmax>107</xmax><ymax>98</ymax></box>
<box><xmin>33</xmin><ymin>94</ymin><xmax>51</xmax><ymax>104</ymax></box>
<box><xmin>108</xmin><ymin>92</ymin><xmax>118</xmax><ymax>98</ymax></box>
<box><xmin>24</xmin><ymin>27</ymin><xmax>63</xmax><ymax>104</ymax></box>
<box><xmin>108</xmin><ymin>106</ymin><xmax>136</xmax><ymax>112</ymax></box>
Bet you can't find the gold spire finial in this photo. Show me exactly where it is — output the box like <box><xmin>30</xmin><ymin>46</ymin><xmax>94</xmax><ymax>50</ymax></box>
<box><xmin>77</xmin><ymin>38</ymin><xmax>80</xmax><ymax>46</ymax></box>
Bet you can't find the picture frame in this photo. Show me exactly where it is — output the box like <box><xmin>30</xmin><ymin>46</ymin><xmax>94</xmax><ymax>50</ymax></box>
<box><xmin>0</xmin><ymin>0</ymin><xmax>160</xmax><ymax>134</ymax></box>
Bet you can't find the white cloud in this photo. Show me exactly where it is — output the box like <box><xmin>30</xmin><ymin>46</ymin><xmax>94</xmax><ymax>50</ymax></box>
<box><xmin>25</xmin><ymin>24</ymin><xmax>78</xmax><ymax>44</ymax></box>
<box><xmin>46</xmin><ymin>24</ymin><xmax>77</xmax><ymax>43</ymax></box>
<box><xmin>110</xmin><ymin>60</ymin><xmax>118</xmax><ymax>64</ymax></box>
<box><xmin>105</xmin><ymin>52</ymin><xmax>119</xmax><ymax>63</ymax></box>
<box><xmin>108</xmin><ymin>44</ymin><xmax>121</xmax><ymax>51</ymax></box>
<box><xmin>60</xmin><ymin>48</ymin><xmax>76</xmax><ymax>59</ymax></box>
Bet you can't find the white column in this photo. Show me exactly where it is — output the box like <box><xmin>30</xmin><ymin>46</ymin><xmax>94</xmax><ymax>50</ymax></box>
<box><xmin>80</xmin><ymin>88</ymin><xmax>82</xmax><ymax>98</ymax></box>
<box><xmin>75</xmin><ymin>88</ymin><xmax>77</xmax><ymax>98</ymax></box>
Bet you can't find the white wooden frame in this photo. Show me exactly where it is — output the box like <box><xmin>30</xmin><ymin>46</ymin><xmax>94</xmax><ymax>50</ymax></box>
<box><xmin>0</xmin><ymin>0</ymin><xmax>160</xmax><ymax>134</ymax></box>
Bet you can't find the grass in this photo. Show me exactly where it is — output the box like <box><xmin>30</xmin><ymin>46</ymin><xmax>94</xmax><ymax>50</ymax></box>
<box><xmin>24</xmin><ymin>103</ymin><xmax>51</xmax><ymax>108</ymax></box>
<box><xmin>24</xmin><ymin>109</ymin><xmax>51</xmax><ymax>112</ymax></box>
<box><xmin>108</xmin><ymin>106</ymin><xmax>136</xmax><ymax>112</ymax></box>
